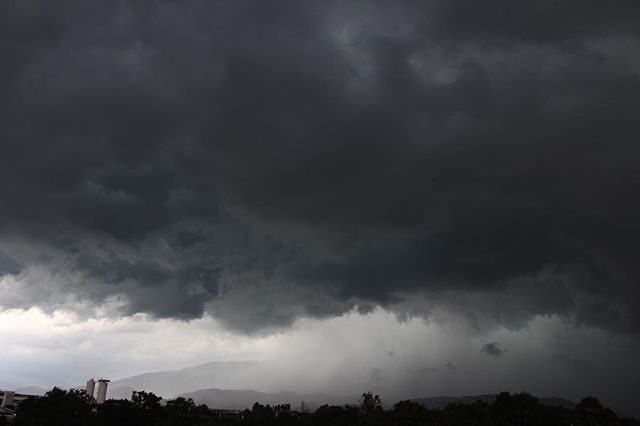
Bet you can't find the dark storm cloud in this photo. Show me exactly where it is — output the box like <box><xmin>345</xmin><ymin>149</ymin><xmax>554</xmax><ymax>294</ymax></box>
<box><xmin>552</xmin><ymin>354</ymin><xmax>590</xmax><ymax>372</ymax></box>
<box><xmin>1</xmin><ymin>0</ymin><xmax>640</xmax><ymax>333</ymax></box>
<box><xmin>425</xmin><ymin>0</ymin><xmax>640</xmax><ymax>42</ymax></box>
<box><xmin>0</xmin><ymin>252</ymin><xmax>22</xmax><ymax>276</ymax></box>
<box><xmin>481</xmin><ymin>342</ymin><xmax>506</xmax><ymax>357</ymax></box>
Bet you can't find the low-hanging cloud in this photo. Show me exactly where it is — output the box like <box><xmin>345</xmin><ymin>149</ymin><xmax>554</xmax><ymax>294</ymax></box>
<box><xmin>1</xmin><ymin>0</ymin><xmax>640</xmax><ymax>334</ymax></box>
<box><xmin>481</xmin><ymin>342</ymin><xmax>506</xmax><ymax>357</ymax></box>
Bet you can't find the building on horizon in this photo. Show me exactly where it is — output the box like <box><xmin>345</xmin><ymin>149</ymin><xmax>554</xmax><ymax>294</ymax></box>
<box><xmin>0</xmin><ymin>390</ymin><xmax>41</xmax><ymax>419</ymax></box>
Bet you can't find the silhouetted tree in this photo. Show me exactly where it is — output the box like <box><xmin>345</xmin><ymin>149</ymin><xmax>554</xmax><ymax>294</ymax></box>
<box><xmin>393</xmin><ymin>400</ymin><xmax>433</xmax><ymax>426</ymax></box>
<box><xmin>492</xmin><ymin>392</ymin><xmax>541</xmax><ymax>426</ymax></box>
<box><xmin>576</xmin><ymin>396</ymin><xmax>619</xmax><ymax>426</ymax></box>
<box><xmin>13</xmin><ymin>387</ymin><xmax>94</xmax><ymax>426</ymax></box>
<box><xmin>359</xmin><ymin>392</ymin><xmax>385</xmax><ymax>425</ymax></box>
<box><xmin>96</xmin><ymin>399</ymin><xmax>139</xmax><ymax>426</ymax></box>
<box><xmin>359</xmin><ymin>392</ymin><xmax>382</xmax><ymax>415</ymax></box>
<box><xmin>130</xmin><ymin>390</ymin><xmax>164</xmax><ymax>426</ymax></box>
<box><xmin>162</xmin><ymin>397</ymin><xmax>216</xmax><ymax>426</ymax></box>
<box><xmin>311</xmin><ymin>404</ymin><xmax>358</xmax><ymax>426</ymax></box>
<box><xmin>9</xmin><ymin>387</ymin><xmax>640</xmax><ymax>426</ymax></box>
<box><xmin>444</xmin><ymin>401</ymin><xmax>492</xmax><ymax>426</ymax></box>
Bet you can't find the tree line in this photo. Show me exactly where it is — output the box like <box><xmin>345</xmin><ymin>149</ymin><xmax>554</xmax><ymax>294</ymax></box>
<box><xmin>4</xmin><ymin>387</ymin><xmax>639</xmax><ymax>426</ymax></box>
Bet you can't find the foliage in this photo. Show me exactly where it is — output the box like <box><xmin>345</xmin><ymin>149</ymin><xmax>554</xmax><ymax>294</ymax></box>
<box><xmin>13</xmin><ymin>387</ymin><xmax>95</xmax><ymax>426</ymax></box>
<box><xmin>8</xmin><ymin>388</ymin><xmax>640</xmax><ymax>426</ymax></box>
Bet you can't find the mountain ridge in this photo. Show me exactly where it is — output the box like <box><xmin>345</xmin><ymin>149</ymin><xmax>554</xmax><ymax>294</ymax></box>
<box><xmin>412</xmin><ymin>394</ymin><xmax>575</xmax><ymax>410</ymax></box>
<box><xmin>109</xmin><ymin>360</ymin><xmax>262</xmax><ymax>398</ymax></box>
<box><xmin>179</xmin><ymin>387</ymin><xmax>355</xmax><ymax>410</ymax></box>
<box><xmin>106</xmin><ymin>361</ymin><xmax>574</xmax><ymax>412</ymax></box>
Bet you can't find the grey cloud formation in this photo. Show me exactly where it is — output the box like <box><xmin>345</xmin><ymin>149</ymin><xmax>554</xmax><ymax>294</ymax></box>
<box><xmin>0</xmin><ymin>252</ymin><xmax>21</xmax><ymax>276</ymax></box>
<box><xmin>481</xmin><ymin>342</ymin><xmax>506</xmax><ymax>357</ymax></box>
<box><xmin>1</xmin><ymin>0</ymin><xmax>640</xmax><ymax>334</ymax></box>
<box><xmin>552</xmin><ymin>354</ymin><xmax>590</xmax><ymax>372</ymax></box>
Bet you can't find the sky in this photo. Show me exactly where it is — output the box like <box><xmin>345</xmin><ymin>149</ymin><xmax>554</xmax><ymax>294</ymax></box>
<box><xmin>1</xmin><ymin>0</ymin><xmax>640</xmax><ymax>416</ymax></box>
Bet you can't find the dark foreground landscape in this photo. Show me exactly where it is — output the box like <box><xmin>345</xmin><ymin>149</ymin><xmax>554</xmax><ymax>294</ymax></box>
<box><xmin>5</xmin><ymin>388</ymin><xmax>639</xmax><ymax>426</ymax></box>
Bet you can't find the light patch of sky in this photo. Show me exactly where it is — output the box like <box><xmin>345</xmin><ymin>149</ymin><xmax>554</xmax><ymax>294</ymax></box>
<box><xmin>0</xmin><ymin>307</ymin><xmax>267</xmax><ymax>388</ymax></box>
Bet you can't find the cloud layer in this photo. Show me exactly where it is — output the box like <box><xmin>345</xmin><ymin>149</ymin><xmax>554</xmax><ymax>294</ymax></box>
<box><xmin>1</xmin><ymin>0</ymin><xmax>640</xmax><ymax>334</ymax></box>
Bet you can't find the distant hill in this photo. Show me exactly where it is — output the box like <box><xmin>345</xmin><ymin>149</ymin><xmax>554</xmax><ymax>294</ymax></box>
<box><xmin>180</xmin><ymin>388</ymin><xmax>355</xmax><ymax>410</ymax></box>
<box><xmin>14</xmin><ymin>386</ymin><xmax>48</xmax><ymax>396</ymax></box>
<box><xmin>0</xmin><ymin>381</ymin><xmax>18</xmax><ymax>391</ymax></box>
<box><xmin>179</xmin><ymin>389</ymin><xmax>574</xmax><ymax>412</ymax></box>
<box><xmin>109</xmin><ymin>361</ymin><xmax>263</xmax><ymax>399</ymax></box>
<box><xmin>108</xmin><ymin>386</ymin><xmax>136</xmax><ymax>400</ymax></box>
<box><xmin>412</xmin><ymin>394</ymin><xmax>575</xmax><ymax>410</ymax></box>
<box><xmin>101</xmin><ymin>361</ymin><xmax>577</xmax><ymax>412</ymax></box>
<box><xmin>536</xmin><ymin>397</ymin><xmax>576</xmax><ymax>409</ymax></box>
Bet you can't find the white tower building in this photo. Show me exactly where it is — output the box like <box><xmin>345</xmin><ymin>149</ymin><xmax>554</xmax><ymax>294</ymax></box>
<box><xmin>96</xmin><ymin>379</ymin><xmax>110</xmax><ymax>404</ymax></box>
<box><xmin>1</xmin><ymin>391</ymin><xmax>14</xmax><ymax>407</ymax></box>
<box><xmin>85</xmin><ymin>378</ymin><xmax>95</xmax><ymax>399</ymax></box>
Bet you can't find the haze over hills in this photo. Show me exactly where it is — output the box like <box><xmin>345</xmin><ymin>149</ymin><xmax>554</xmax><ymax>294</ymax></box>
<box><xmin>180</xmin><ymin>388</ymin><xmax>354</xmax><ymax>411</ymax></box>
<box><xmin>0</xmin><ymin>383</ymin><xmax>48</xmax><ymax>396</ymax></box>
<box><xmin>4</xmin><ymin>360</ymin><xmax>580</xmax><ymax>414</ymax></box>
<box><xmin>184</xmin><ymin>390</ymin><xmax>574</xmax><ymax>412</ymax></box>
<box><xmin>0</xmin><ymin>381</ymin><xmax>17</xmax><ymax>391</ymax></box>
<box><xmin>412</xmin><ymin>395</ymin><xmax>575</xmax><ymax>410</ymax></box>
<box><xmin>14</xmin><ymin>386</ymin><xmax>47</xmax><ymax>396</ymax></box>
<box><xmin>104</xmin><ymin>361</ymin><xmax>578</xmax><ymax>412</ymax></box>
<box><xmin>107</xmin><ymin>361</ymin><xmax>357</xmax><ymax>408</ymax></box>
<box><xmin>181</xmin><ymin>389</ymin><xmax>576</xmax><ymax>412</ymax></box>
<box><xmin>109</xmin><ymin>361</ymin><xmax>264</xmax><ymax>399</ymax></box>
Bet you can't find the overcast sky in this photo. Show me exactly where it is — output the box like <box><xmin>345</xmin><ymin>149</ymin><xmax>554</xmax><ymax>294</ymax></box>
<box><xmin>1</xmin><ymin>0</ymin><xmax>639</xmax><ymax>416</ymax></box>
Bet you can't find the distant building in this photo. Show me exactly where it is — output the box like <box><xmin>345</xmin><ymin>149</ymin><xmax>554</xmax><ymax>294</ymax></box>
<box><xmin>82</xmin><ymin>377</ymin><xmax>110</xmax><ymax>403</ymax></box>
<box><xmin>1</xmin><ymin>391</ymin><xmax>14</xmax><ymax>408</ymax></box>
<box><xmin>86</xmin><ymin>378</ymin><xmax>96</xmax><ymax>399</ymax></box>
<box><xmin>0</xmin><ymin>390</ymin><xmax>41</xmax><ymax>419</ymax></box>
<box><xmin>1</xmin><ymin>390</ymin><xmax>40</xmax><ymax>408</ymax></box>
<box><xmin>96</xmin><ymin>379</ymin><xmax>110</xmax><ymax>404</ymax></box>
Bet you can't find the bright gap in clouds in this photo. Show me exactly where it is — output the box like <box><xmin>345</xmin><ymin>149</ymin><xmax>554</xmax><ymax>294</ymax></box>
<box><xmin>1</xmin><ymin>307</ymin><xmax>638</xmax><ymax>413</ymax></box>
<box><xmin>0</xmin><ymin>307</ymin><xmax>268</xmax><ymax>386</ymax></box>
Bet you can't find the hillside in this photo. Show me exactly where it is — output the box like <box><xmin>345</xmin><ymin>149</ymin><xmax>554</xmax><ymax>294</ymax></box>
<box><xmin>109</xmin><ymin>361</ymin><xmax>262</xmax><ymax>398</ymax></box>
<box><xmin>180</xmin><ymin>388</ymin><xmax>354</xmax><ymax>410</ymax></box>
<box><xmin>412</xmin><ymin>394</ymin><xmax>575</xmax><ymax>410</ymax></box>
